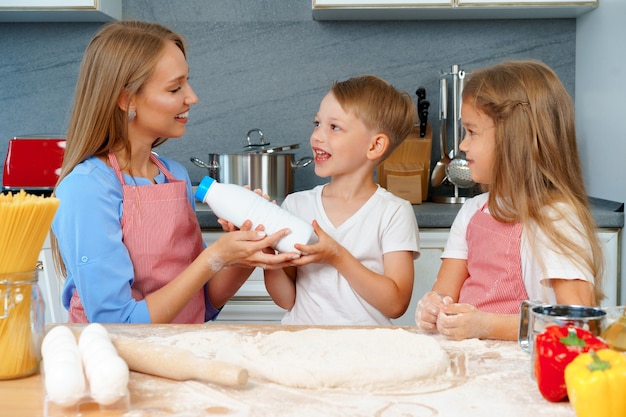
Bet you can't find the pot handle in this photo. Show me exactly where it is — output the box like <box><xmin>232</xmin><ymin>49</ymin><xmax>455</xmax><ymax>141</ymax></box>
<box><xmin>245</xmin><ymin>128</ymin><xmax>267</xmax><ymax>147</ymax></box>
<box><xmin>292</xmin><ymin>157</ymin><xmax>313</xmax><ymax>169</ymax></box>
<box><xmin>190</xmin><ymin>157</ymin><xmax>219</xmax><ymax>169</ymax></box>
<box><xmin>190</xmin><ymin>157</ymin><xmax>209</xmax><ymax>168</ymax></box>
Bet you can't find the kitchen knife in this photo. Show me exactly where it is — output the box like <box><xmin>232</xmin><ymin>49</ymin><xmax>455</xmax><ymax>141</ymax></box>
<box><xmin>416</xmin><ymin>86</ymin><xmax>426</xmax><ymax>106</ymax></box>
<box><xmin>418</xmin><ymin>99</ymin><xmax>430</xmax><ymax>138</ymax></box>
<box><xmin>416</xmin><ymin>86</ymin><xmax>428</xmax><ymax>137</ymax></box>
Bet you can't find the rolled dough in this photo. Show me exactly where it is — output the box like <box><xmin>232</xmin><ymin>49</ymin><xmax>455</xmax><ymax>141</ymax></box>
<box><xmin>162</xmin><ymin>328</ymin><xmax>449</xmax><ymax>390</ymax></box>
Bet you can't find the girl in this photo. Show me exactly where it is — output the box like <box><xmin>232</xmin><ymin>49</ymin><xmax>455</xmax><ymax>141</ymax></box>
<box><xmin>52</xmin><ymin>21</ymin><xmax>297</xmax><ymax>324</ymax></box>
<box><xmin>415</xmin><ymin>60</ymin><xmax>604</xmax><ymax>340</ymax></box>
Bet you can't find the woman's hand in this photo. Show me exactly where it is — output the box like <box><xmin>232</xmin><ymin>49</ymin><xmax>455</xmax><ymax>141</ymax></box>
<box><xmin>217</xmin><ymin>218</ymin><xmax>238</xmax><ymax>232</ymax></box>
<box><xmin>415</xmin><ymin>291</ymin><xmax>447</xmax><ymax>332</ymax></box>
<box><xmin>209</xmin><ymin>218</ymin><xmax>298</xmax><ymax>269</ymax></box>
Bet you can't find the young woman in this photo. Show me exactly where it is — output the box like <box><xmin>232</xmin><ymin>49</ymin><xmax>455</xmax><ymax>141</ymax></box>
<box><xmin>52</xmin><ymin>21</ymin><xmax>298</xmax><ymax>324</ymax></box>
<box><xmin>415</xmin><ymin>60</ymin><xmax>604</xmax><ymax>340</ymax></box>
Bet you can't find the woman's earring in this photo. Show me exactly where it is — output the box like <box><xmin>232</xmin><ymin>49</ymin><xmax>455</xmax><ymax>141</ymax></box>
<box><xmin>128</xmin><ymin>108</ymin><xmax>136</xmax><ymax>122</ymax></box>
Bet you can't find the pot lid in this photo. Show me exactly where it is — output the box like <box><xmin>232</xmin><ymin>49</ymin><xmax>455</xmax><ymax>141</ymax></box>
<box><xmin>242</xmin><ymin>128</ymin><xmax>299</xmax><ymax>154</ymax></box>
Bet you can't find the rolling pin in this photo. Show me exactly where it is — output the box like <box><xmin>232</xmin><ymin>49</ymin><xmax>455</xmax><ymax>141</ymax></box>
<box><xmin>111</xmin><ymin>335</ymin><xmax>248</xmax><ymax>387</ymax></box>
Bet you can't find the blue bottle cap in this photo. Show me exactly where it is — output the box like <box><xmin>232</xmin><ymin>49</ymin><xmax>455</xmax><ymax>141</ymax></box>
<box><xmin>195</xmin><ymin>176</ymin><xmax>216</xmax><ymax>201</ymax></box>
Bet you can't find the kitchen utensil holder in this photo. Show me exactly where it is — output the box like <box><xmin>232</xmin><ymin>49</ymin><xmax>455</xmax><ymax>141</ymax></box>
<box><xmin>377</xmin><ymin>125</ymin><xmax>432</xmax><ymax>204</ymax></box>
<box><xmin>431</xmin><ymin>186</ymin><xmax>466</xmax><ymax>204</ymax></box>
<box><xmin>432</xmin><ymin>64</ymin><xmax>469</xmax><ymax>204</ymax></box>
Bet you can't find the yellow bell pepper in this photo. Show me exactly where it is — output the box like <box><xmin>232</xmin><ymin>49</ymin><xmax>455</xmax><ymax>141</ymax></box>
<box><xmin>564</xmin><ymin>349</ymin><xmax>626</xmax><ymax>417</ymax></box>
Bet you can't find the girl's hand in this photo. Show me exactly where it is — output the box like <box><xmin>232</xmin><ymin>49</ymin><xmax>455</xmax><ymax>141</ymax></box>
<box><xmin>415</xmin><ymin>291</ymin><xmax>446</xmax><ymax>332</ymax></box>
<box><xmin>436</xmin><ymin>302</ymin><xmax>487</xmax><ymax>340</ymax></box>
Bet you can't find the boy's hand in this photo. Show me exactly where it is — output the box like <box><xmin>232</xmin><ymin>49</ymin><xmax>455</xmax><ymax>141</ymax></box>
<box><xmin>289</xmin><ymin>220</ymin><xmax>342</xmax><ymax>266</ymax></box>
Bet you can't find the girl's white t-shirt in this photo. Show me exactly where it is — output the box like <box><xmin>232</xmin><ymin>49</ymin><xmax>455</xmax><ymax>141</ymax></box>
<box><xmin>443</xmin><ymin>192</ymin><xmax>595</xmax><ymax>304</ymax></box>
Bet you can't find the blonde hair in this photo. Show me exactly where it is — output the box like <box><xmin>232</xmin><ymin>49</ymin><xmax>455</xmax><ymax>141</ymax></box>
<box><xmin>52</xmin><ymin>21</ymin><xmax>187</xmax><ymax>277</ymax></box>
<box><xmin>463</xmin><ymin>60</ymin><xmax>604</xmax><ymax>303</ymax></box>
<box><xmin>331</xmin><ymin>75</ymin><xmax>416</xmax><ymax>158</ymax></box>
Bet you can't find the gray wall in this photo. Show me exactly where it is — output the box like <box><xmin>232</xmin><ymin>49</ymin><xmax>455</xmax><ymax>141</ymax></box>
<box><xmin>0</xmin><ymin>0</ymin><xmax>576</xmax><ymax>195</ymax></box>
<box><xmin>575</xmin><ymin>0</ymin><xmax>626</xmax><ymax>303</ymax></box>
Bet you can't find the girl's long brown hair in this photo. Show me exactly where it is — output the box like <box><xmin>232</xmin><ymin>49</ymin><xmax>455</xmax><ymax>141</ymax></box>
<box><xmin>463</xmin><ymin>60</ymin><xmax>604</xmax><ymax>303</ymax></box>
<box><xmin>52</xmin><ymin>21</ymin><xmax>187</xmax><ymax>278</ymax></box>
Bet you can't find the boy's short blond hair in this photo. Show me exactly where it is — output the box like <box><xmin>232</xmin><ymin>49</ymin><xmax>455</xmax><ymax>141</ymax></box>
<box><xmin>331</xmin><ymin>75</ymin><xmax>416</xmax><ymax>159</ymax></box>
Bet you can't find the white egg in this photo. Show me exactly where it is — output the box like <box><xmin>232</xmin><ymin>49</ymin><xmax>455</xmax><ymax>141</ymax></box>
<box><xmin>44</xmin><ymin>361</ymin><xmax>86</xmax><ymax>407</ymax></box>
<box><xmin>41</xmin><ymin>326</ymin><xmax>76</xmax><ymax>355</ymax></box>
<box><xmin>82</xmin><ymin>343</ymin><xmax>118</xmax><ymax>375</ymax></box>
<box><xmin>42</xmin><ymin>338</ymin><xmax>80</xmax><ymax>359</ymax></box>
<box><xmin>87</xmin><ymin>355</ymin><xmax>129</xmax><ymax>406</ymax></box>
<box><xmin>78</xmin><ymin>329</ymin><xmax>110</xmax><ymax>352</ymax></box>
<box><xmin>81</xmin><ymin>323</ymin><xmax>110</xmax><ymax>340</ymax></box>
<box><xmin>44</xmin><ymin>325</ymin><xmax>75</xmax><ymax>340</ymax></box>
<box><xmin>79</xmin><ymin>331</ymin><xmax>114</xmax><ymax>353</ymax></box>
<box><xmin>43</xmin><ymin>349</ymin><xmax>81</xmax><ymax>373</ymax></box>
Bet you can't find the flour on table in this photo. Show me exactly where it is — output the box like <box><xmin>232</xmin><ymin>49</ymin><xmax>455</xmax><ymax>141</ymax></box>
<box><xmin>152</xmin><ymin>328</ymin><xmax>449</xmax><ymax>390</ymax></box>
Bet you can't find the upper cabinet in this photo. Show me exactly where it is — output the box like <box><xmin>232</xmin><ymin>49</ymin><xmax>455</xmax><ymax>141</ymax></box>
<box><xmin>312</xmin><ymin>0</ymin><xmax>599</xmax><ymax>20</ymax></box>
<box><xmin>0</xmin><ymin>0</ymin><xmax>121</xmax><ymax>22</ymax></box>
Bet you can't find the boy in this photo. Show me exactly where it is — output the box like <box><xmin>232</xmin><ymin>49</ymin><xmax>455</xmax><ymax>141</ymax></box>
<box><xmin>264</xmin><ymin>75</ymin><xmax>420</xmax><ymax>325</ymax></box>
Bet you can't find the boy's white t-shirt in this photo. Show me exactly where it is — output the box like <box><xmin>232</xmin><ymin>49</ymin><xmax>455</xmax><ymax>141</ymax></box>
<box><xmin>443</xmin><ymin>192</ymin><xmax>595</xmax><ymax>304</ymax></box>
<box><xmin>280</xmin><ymin>185</ymin><xmax>420</xmax><ymax>325</ymax></box>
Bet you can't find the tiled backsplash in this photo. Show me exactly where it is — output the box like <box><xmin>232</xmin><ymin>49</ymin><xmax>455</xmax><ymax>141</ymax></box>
<box><xmin>0</xmin><ymin>1</ymin><xmax>576</xmax><ymax>194</ymax></box>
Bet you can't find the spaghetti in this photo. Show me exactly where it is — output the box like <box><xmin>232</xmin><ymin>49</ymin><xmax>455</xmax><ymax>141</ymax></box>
<box><xmin>0</xmin><ymin>190</ymin><xmax>60</xmax><ymax>379</ymax></box>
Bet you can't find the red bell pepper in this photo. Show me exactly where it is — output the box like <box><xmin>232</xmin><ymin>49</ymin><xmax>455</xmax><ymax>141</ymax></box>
<box><xmin>534</xmin><ymin>325</ymin><xmax>608</xmax><ymax>402</ymax></box>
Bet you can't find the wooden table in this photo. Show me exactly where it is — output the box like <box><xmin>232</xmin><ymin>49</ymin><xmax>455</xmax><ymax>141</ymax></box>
<box><xmin>0</xmin><ymin>372</ymin><xmax>129</xmax><ymax>417</ymax></box>
<box><xmin>1</xmin><ymin>374</ymin><xmax>44</xmax><ymax>417</ymax></box>
<box><xmin>0</xmin><ymin>324</ymin><xmax>578</xmax><ymax>417</ymax></box>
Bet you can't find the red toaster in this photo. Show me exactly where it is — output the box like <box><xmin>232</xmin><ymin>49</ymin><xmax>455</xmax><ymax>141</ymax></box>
<box><xmin>2</xmin><ymin>135</ymin><xmax>66</xmax><ymax>191</ymax></box>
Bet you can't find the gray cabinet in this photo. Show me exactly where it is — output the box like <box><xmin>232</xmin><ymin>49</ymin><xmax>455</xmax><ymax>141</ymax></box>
<box><xmin>205</xmin><ymin>226</ymin><xmax>621</xmax><ymax>325</ymax></box>
<box><xmin>312</xmin><ymin>0</ymin><xmax>599</xmax><ymax>20</ymax></box>
<box><xmin>0</xmin><ymin>0</ymin><xmax>121</xmax><ymax>22</ymax></box>
<box><xmin>34</xmin><ymin>227</ymin><xmax>621</xmax><ymax>324</ymax></box>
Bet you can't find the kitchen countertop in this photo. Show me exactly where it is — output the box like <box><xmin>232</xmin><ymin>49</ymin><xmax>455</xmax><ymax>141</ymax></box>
<box><xmin>0</xmin><ymin>324</ymin><xmax>577</xmax><ymax>417</ymax></box>
<box><xmin>196</xmin><ymin>195</ymin><xmax>624</xmax><ymax>230</ymax></box>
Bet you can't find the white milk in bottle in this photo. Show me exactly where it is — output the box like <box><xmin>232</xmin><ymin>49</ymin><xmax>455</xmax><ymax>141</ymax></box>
<box><xmin>195</xmin><ymin>176</ymin><xmax>316</xmax><ymax>253</ymax></box>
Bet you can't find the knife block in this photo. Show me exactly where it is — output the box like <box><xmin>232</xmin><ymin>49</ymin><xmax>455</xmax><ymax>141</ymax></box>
<box><xmin>377</xmin><ymin>125</ymin><xmax>432</xmax><ymax>204</ymax></box>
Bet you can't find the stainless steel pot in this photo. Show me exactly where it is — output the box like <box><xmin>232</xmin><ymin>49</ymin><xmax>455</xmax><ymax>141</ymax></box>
<box><xmin>190</xmin><ymin>129</ymin><xmax>312</xmax><ymax>201</ymax></box>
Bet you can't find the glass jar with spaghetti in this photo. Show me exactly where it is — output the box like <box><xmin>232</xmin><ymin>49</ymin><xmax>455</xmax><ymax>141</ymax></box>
<box><xmin>0</xmin><ymin>269</ymin><xmax>45</xmax><ymax>379</ymax></box>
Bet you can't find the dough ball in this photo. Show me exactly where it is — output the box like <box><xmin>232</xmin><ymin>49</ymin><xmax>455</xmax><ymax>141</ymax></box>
<box><xmin>232</xmin><ymin>328</ymin><xmax>450</xmax><ymax>389</ymax></box>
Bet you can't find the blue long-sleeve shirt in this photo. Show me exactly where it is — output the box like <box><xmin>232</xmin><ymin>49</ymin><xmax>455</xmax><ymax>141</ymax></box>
<box><xmin>52</xmin><ymin>155</ymin><xmax>200</xmax><ymax>323</ymax></box>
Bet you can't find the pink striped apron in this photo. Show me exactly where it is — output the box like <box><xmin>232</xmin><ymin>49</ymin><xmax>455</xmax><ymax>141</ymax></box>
<box><xmin>69</xmin><ymin>152</ymin><xmax>205</xmax><ymax>323</ymax></box>
<box><xmin>457</xmin><ymin>204</ymin><xmax>529</xmax><ymax>314</ymax></box>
